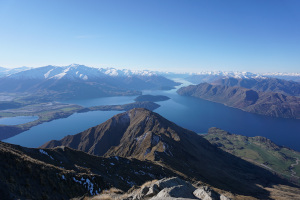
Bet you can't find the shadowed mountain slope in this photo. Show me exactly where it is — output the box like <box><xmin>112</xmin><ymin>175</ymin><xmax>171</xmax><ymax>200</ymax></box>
<box><xmin>177</xmin><ymin>83</ymin><xmax>300</xmax><ymax>119</ymax></box>
<box><xmin>0</xmin><ymin>141</ymin><xmax>178</xmax><ymax>200</ymax></box>
<box><xmin>213</xmin><ymin>77</ymin><xmax>300</xmax><ymax>97</ymax></box>
<box><xmin>42</xmin><ymin>108</ymin><xmax>300</xmax><ymax>199</ymax></box>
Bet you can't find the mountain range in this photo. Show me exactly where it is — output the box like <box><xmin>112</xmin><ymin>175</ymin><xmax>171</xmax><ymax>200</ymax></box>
<box><xmin>41</xmin><ymin>108</ymin><xmax>300</xmax><ymax>199</ymax></box>
<box><xmin>0</xmin><ymin>66</ymin><xmax>30</xmax><ymax>77</ymax></box>
<box><xmin>177</xmin><ymin>82</ymin><xmax>300</xmax><ymax>119</ymax></box>
<box><xmin>183</xmin><ymin>71</ymin><xmax>300</xmax><ymax>84</ymax></box>
<box><xmin>213</xmin><ymin>77</ymin><xmax>300</xmax><ymax>97</ymax></box>
<box><xmin>0</xmin><ymin>64</ymin><xmax>179</xmax><ymax>100</ymax></box>
<box><xmin>2</xmin><ymin>65</ymin><xmax>300</xmax><ymax>83</ymax></box>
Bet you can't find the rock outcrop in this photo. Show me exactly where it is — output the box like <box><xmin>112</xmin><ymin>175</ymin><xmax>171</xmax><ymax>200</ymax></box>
<box><xmin>94</xmin><ymin>177</ymin><xmax>231</xmax><ymax>200</ymax></box>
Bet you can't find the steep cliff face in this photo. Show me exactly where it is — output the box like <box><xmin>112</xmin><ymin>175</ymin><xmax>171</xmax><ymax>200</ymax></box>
<box><xmin>177</xmin><ymin>83</ymin><xmax>300</xmax><ymax>119</ymax></box>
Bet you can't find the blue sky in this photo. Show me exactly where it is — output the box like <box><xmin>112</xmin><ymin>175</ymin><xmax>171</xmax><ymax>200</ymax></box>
<box><xmin>0</xmin><ymin>0</ymin><xmax>299</xmax><ymax>73</ymax></box>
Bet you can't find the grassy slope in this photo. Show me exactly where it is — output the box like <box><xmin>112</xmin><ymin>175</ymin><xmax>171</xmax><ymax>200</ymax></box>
<box><xmin>203</xmin><ymin>127</ymin><xmax>300</xmax><ymax>183</ymax></box>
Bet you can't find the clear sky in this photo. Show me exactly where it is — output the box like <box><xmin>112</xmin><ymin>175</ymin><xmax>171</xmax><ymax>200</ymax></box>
<box><xmin>0</xmin><ymin>0</ymin><xmax>299</xmax><ymax>73</ymax></box>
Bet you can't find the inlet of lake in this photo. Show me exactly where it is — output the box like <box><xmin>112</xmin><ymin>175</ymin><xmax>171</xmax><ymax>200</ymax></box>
<box><xmin>3</xmin><ymin>78</ymin><xmax>300</xmax><ymax>151</ymax></box>
<box><xmin>0</xmin><ymin>116</ymin><xmax>38</xmax><ymax>125</ymax></box>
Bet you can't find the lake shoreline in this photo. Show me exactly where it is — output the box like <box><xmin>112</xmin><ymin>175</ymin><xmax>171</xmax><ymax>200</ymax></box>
<box><xmin>0</xmin><ymin>101</ymin><xmax>160</xmax><ymax>140</ymax></box>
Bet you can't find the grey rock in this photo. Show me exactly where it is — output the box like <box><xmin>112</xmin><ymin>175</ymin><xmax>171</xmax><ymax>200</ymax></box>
<box><xmin>127</xmin><ymin>177</ymin><xmax>231</xmax><ymax>200</ymax></box>
<box><xmin>153</xmin><ymin>185</ymin><xmax>196</xmax><ymax>199</ymax></box>
<box><xmin>193</xmin><ymin>186</ymin><xmax>219</xmax><ymax>200</ymax></box>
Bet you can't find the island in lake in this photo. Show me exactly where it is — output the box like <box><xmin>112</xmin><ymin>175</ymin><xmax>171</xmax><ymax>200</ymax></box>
<box><xmin>134</xmin><ymin>94</ymin><xmax>170</xmax><ymax>102</ymax></box>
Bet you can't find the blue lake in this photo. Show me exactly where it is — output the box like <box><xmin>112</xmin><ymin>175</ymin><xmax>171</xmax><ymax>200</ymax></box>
<box><xmin>0</xmin><ymin>116</ymin><xmax>38</xmax><ymax>125</ymax></box>
<box><xmin>3</xmin><ymin>78</ymin><xmax>300</xmax><ymax>151</ymax></box>
<box><xmin>4</xmin><ymin>111</ymin><xmax>122</xmax><ymax>147</ymax></box>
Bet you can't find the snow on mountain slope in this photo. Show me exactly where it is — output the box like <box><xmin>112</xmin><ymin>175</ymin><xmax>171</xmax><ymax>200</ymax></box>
<box><xmin>3</xmin><ymin>64</ymin><xmax>300</xmax><ymax>82</ymax></box>
<box><xmin>0</xmin><ymin>66</ymin><xmax>30</xmax><ymax>77</ymax></box>
<box><xmin>194</xmin><ymin>71</ymin><xmax>263</xmax><ymax>79</ymax></box>
<box><xmin>6</xmin><ymin>64</ymin><xmax>158</xmax><ymax>80</ymax></box>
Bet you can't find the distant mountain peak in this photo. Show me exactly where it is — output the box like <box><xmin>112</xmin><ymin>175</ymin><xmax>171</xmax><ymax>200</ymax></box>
<box><xmin>4</xmin><ymin>64</ymin><xmax>160</xmax><ymax>80</ymax></box>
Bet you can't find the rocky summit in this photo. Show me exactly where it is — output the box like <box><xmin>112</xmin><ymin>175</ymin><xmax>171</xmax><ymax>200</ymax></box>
<box><xmin>0</xmin><ymin>141</ymin><xmax>181</xmax><ymax>200</ymax></box>
<box><xmin>91</xmin><ymin>177</ymin><xmax>232</xmax><ymax>200</ymax></box>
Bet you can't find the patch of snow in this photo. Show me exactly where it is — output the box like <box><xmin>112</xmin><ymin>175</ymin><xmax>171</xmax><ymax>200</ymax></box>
<box><xmin>104</xmin><ymin>68</ymin><xmax>119</xmax><ymax>76</ymax></box>
<box><xmin>44</xmin><ymin>69</ymin><xmax>54</xmax><ymax>78</ymax></box>
<box><xmin>163</xmin><ymin>143</ymin><xmax>173</xmax><ymax>157</ymax></box>
<box><xmin>51</xmin><ymin>67</ymin><xmax>70</xmax><ymax>79</ymax></box>
<box><xmin>73</xmin><ymin>177</ymin><xmax>82</xmax><ymax>184</ymax></box>
<box><xmin>61</xmin><ymin>175</ymin><xmax>66</xmax><ymax>180</ymax></box>
<box><xmin>151</xmin><ymin>135</ymin><xmax>160</xmax><ymax>146</ymax></box>
<box><xmin>136</xmin><ymin>131</ymin><xmax>151</xmax><ymax>145</ymax></box>
<box><xmin>110</xmin><ymin>162</ymin><xmax>115</xmax><ymax>166</ymax></box>
<box><xmin>147</xmin><ymin>173</ymin><xmax>155</xmax><ymax>179</ymax></box>
<box><xmin>126</xmin><ymin>180</ymin><xmax>136</xmax><ymax>187</ymax></box>
<box><xmin>39</xmin><ymin>149</ymin><xmax>54</xmax><ymax>160</ymax></box>
<box><xmin>144</xmin><ymin>148</ymin><xmax>151</xmax><ymax>156</ymax></box>
<box><xmin>72</xmin><ymin>177</ymin><xmax>101</xmax><ymax>195</ymax></box>
<box><xmin>114</xmin><ymin>156</ymin><xmax>119</xmax><ymax>161</ymax></box>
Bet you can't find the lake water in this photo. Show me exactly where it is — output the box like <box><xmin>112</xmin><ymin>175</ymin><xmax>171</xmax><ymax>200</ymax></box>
<box><xmin>0</xmin><ymin>116</ymin><xmax>38</xmax><ymax>125</ymax></box>
<box><xmin>4</xmin><ymin>111</ymin><xmax>122</xmax><ymax>147</ymax></box>
<box><xmin>3</xmin><ymin>78</ymin><xmax>300</xmax><ymax>151</ymax></box>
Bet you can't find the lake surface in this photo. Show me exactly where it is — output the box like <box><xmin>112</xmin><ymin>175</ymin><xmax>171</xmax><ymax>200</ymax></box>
<box><xmin>4</xmin><ymin>111</ymin><xmax>122</xmax><ymax>147</ymax></box>
<box><xmin>4</xmin><ymin>78</ymin><xmax>300</xmax><ymax>151</ymax></box>
<box><xmin>0</xmin><ymin>116</ymin><xmax>38</xmax><ymax>125</ymax></box>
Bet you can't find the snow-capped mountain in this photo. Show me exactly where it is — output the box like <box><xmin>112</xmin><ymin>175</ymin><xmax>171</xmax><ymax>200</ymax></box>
<box><xmin>0</xmin><ymin>64</ymin><xmax>178</xmax><ymax>100</ymax></box>
<box><xmin>169</xmin><ymin>70</ymin><xmax>300</xmax><ymax>84</ymax></box>
<box><xmin>99</xmin><ymin>67</ymin><xmax>156</xmax><ymax>77</ymax></box>
<box><xmin>7</xmin><ymin>64</ymin><xmax>158</xmax><ymax>80</ymax></box>
<box><xmin>8</xmin><ymin>64</ymin><xmax>106</xmax><ymax>80</ymax></box>
<box><xmin>0</xmin><ymin>66</ymin><xmax>30</xmax><ymax>77</ymax></box>
<box><xmin>193</xmin><ymin>71</ymin><xmax>263</xmax><ymax>79</ymax></box>
<box><xmin>262</xmin><ymin>72</ymin><xmax>300</xmax><ymax>82</ymax></box>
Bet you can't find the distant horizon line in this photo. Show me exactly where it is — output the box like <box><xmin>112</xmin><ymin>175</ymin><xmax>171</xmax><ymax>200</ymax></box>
<box><xmin>1</xmin><ymin>63</ymin><xmax>299</xmax><ymax>75</ymax></box>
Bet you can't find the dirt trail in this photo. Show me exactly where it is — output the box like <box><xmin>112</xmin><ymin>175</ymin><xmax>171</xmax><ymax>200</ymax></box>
<box><xmin>290</xmin><ymin>157</ymin><xmax>300</xmax><ymax>178</ymax></box>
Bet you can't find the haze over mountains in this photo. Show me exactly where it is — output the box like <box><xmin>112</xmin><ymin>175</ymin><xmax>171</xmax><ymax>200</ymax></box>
<box><xmin>0</xmin><ymin>64</ymin><xmax>179</xmax><ymax>100</ymax></box>
<box><xmin>1</xmin><ymin>64</ymin><xmax>299</xmax><ymax>83</ymax></box>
